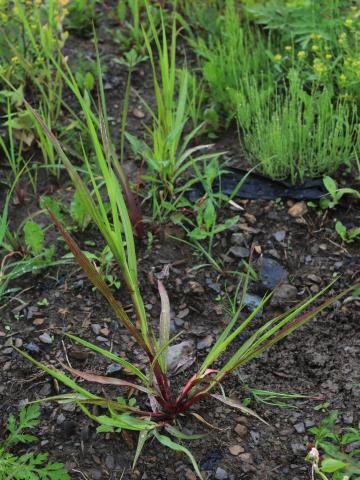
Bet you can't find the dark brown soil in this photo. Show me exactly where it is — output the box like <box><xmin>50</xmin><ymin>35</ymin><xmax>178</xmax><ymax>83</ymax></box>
<box><xmin>1</xmin><ymin>8</ymin><xmax>360</xmax><ymax>480</ymax></box>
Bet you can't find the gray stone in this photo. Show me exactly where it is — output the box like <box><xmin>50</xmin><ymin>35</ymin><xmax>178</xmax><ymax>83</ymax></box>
<box><xmin>294</xmin><ymin>422</ymin><xmax>305</xmax><ymax>434</ymax></box>
<box><xmin>215</xmin><ymin>467</ymin><xmax>228</xmax><ymax>480</ymax></box>
<box><xmin>273</xmin><ymin>230</ymin><xmax>286</xmax><ymax>242</ymax></box>
<box><xmin>24</xmin><ymin>342</ymin><xmax>40</xmax><ymax>353</ymax></box>
<box><xmin>106</xmin><ymin>363</ymin><xmax>122</xmax><ymax>375</ymax></box>
<box><xmin>259</xmin><ymin>257</ymin><xmax>288</xmax><ymax>290</ymax></box>
<box><xmin>39</xmin><ymin>333</ymin><xmax>53</xmax><ymax>344</ymax></box>
<box><xmin>250</xmin><ymin>430</ymin><xmax>260</xmax><ymax>444</ymax></box>
<box><xmin>230</xmin><ymin>246</ymin><xmax>250</xmax><ymax>258</ymax></box>
<box><xmin>91</xmin><ymin>324</ymin><xmax>101</xmax><ymax>335</ymax></box>
<box><xmin>197</xmin><ymin>335</ymin><xmax>214</xmax><ymax>350</ymax></box>
<box><xmin>56</xmin><ymin>413</ymin><xmax>66</xmax><ymax>425</ymax></box>
<box><xmin>270</xmin><ymin>284</ymin><xmax>297</xmax><ymax>305</ymax></box>
<box><xmin>243</xmin><ymin>293</ymin><xmax>263</xmax><ymax>318</ymax></box>
<box><xmin>105</xmin><ymin>454</ymin><xmax>115</xmax><ymax>470</ymax></box>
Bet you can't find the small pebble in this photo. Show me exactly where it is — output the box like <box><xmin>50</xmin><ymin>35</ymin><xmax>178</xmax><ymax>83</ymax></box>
<box><xmin>294</xmin><ymin>422</ymin><xmax>305</xmax><ymax>434</ymax></box>
<box><xmin>39</xmin><ymin>333</ymin><xmax>53</xmax><ymax>344</ymax></box>
<box><xmin>235</xmin><ymin>424</ymin><xmax>248</xmax><ymax>438</ymax></box>
<box><xmin>24</xmin><ymin>342</ymin><xmax>40</xmax><ymax>353</ymax></box>
<box><xmin>229</xmin><ymin>445</ymin><xmax>245</xmax><ymax>456</ymax></box>
<box><xmin>215</xmin><ymin>467</ymin><xmax>228</xmax><ymax>480</ymax></box>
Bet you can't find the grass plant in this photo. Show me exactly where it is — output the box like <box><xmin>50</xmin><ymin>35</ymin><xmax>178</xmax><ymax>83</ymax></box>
<box><xmin>16</xmin><ymin>101</ymin><xmax>359</xmax><ymax>477</ymax></box>
<box><xmin>126</xmin><ymin>3</ymin><xmax>220</xmax><ymax>220</ymax></box>
<box><xmin>237</xmin><ymin>70</ymin><xmax>360</xmax><ymax>182</ymax></box>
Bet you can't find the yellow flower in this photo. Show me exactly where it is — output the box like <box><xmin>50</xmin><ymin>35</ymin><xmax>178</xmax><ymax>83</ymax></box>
<box><xmin>11</xmin><ymin>56</ymin><xmax>19</xmax><ymax>64</ymax></box>
<box><xmin>297</xmin><ymin>50</ymin><xmax>306</xmax><ymax>59</ymax></box>
<box><xmin>339</xmin><ymin>73</ymin><xmax>347</xmax><ymax>83</ymax></box>
<box><xmin>344</xmin><ymin>18</ymin><xmax>353</xmax><ymax>27</ymax></box>
<box><xmin>325</xmin><ymin>53</ymin><xmax>332</xmax><ymax>60</ymax></box>
<box><xmin>59</xmin><ymin>0</ymin><xmax>70</xmax><ymax>5</ymax></box>
<box><xmin>313</xmin><ymin>59</ymin><xmax>326</xmax><ymax>75</ymax></box>
<box><xmin>274</xmin><ymin>53</ymin><xmax>282</xmax><ymax>62</ymax></box>
<box><xmin>311</xmin><ymin>33</ymin><xmax>321</xmax><ymax>41</ymax></box>
<box><xmin>284</xmin><ymin>45</ymin><xmax>292</xmax><ymax>52</ymax></box>
<box><xmin>311</xmin><ymin>45</ymin><xmax>319</xmax><ymax>52</ymax></box>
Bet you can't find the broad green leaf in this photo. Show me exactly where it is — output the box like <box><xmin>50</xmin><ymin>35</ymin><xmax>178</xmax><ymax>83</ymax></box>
<box><xmin>23</xmin><ymin>221</ymin><xmax>44</xmax><ymax>256</ymax></box>
<box><xmin>133</xmin><ymin>430</ymin><xmax>151</xmax><ymax>469</ymax></box>
<box><xmin>70</xmin><ymin>190</ymin><xmax>91</xmax><ymax>230</ymax></box>
<box><xmin>40</xmin><ymin>196</ymin><xmax>63</xmax><ymax>222</ymax></box>
<box><xmin>335</xmin><ymin>221</ymin><xmax>346</xmax><ymax>240</ymax></box>
<box><xmin>84</xmin><ymin>72</ymin><xmax>95</xmax><ymax>91</ymax></box>
<box><xmin>321</xmin><ymin>458</ymin><xmax>347</xmax><ymax>473</ymax></box>
<box><xmin>323</xmin><ymin>176</ymin><xmax>337</xmax><ymax>196</ymax></box>
<box><xmin>204</xmin><ymin>199</ymin><xmax>216</xmax><ymax>231</ymax></box>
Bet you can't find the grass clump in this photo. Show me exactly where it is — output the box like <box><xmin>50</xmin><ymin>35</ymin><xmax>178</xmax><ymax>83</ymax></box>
<box><xmin>237</xmin><ymin>70</ymin><xmax>360</xmax><ymax>182</ymax></box>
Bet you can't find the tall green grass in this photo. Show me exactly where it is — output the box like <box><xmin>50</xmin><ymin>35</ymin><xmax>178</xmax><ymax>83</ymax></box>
<box><xmin>237</xmin><ymin>70</ymin><xmax>359</xmax><ymax>182</ymax></box>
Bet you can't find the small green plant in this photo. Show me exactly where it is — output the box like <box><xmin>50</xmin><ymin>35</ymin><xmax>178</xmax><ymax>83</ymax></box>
<box><xmin>320</xmin><ymin>176</ymin><xmax>360</xmax><ymax>209</ymax></box>
<box><xmin>0</xmin><ymin>193</ymin><xmax>70</xmax><ymax>299</ymax></box>
<box><xmin>306</xmin><ymin>410</ymin><xmax>360</xmax><ymax>480</ymax></box>
<box><xmin>74</xmin><ymin>59</ymin><xmax>97</xmax><ymax>92</ymax></box>
<box><xmin>171</xmin><ymin>157</ymin><xmax>239</xmax><ymax>255</ymax></box>
<box><xmin>335</xmin><ymin>221</ymin><xmax>360</xmax><ymax>244</ymax></box>
<box><xmin>127</xmin><ymin>3</ymin><xmax>220</xmax><ymax>220</ymax></box>
<box><xmin>65</xmin><ymin>0</ymin><xmax>98</xmax><ymax>35</ymax></box>
<box><xmin>112</xmin><ymin>0</ymin><xmax>159</xmax><ymax>54</ymax></box>
<box><xmin>17</xmin><ymin>99</ymin><xmax>360</xmax><ymax>478</ymax></box>
<box><xmin>0</xmin><ymin>404</ymin><xmax>69</xmax><ymax>480</ymax></box>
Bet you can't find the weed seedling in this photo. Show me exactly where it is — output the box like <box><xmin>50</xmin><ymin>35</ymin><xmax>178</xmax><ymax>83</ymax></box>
<box><xmin>320</xmin><ymin>176</ymin><xmax>360</xmax><ymax>209</ymax></box>
<box><xmin>335</xmin><ymin>221</ymin><xmax>360</xmax><ymax>244</ymax></box>
<box><xmin>306</xmin><ymin>410</ymin><xmax>360</xmax><ymax>480</ymax></box>
<box><xmin>0</xmin><ymin>404</ymin><xmax>69</xmax><ymax>479</ymax></box>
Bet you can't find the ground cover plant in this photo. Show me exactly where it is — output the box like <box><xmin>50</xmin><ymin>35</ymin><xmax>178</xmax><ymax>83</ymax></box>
<box><xmin>0</xmin><ymin>0</ymin><xmax>360</xmax><ymax>479</ymax></box>
<box><xmin>306</xmin><ymin>411</ymin><xmax>360</xmax><ymax>480</ymax></box>
<box><xmin>0</xmin><ymin>404</ymin><xmax>69</xmax><ymax>479</ymax></box>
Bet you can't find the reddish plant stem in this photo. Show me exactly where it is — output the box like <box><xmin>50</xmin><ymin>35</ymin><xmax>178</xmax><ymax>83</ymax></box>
<box><xmin>174</xmin><ymin>391</ymin><xmax>209</xmax><ymax>415</ymax></box>
<box><xmin>146</xmin><ymin>347</ymin><xmax>172</xmax><ymax>407</ymax></box>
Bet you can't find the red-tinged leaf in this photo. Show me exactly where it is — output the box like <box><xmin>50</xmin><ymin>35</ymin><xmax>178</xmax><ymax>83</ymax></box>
<box><xmin>177</xmin><ymin>369</ymin><xmax>219</xmax><ymax>403</ymax></box>
<box><xmin>46</xmin><ymin>208</ymin><xmax>150</xmax><ymax>354</ymax></box>
<box><xmin>59</xmin><ymin>361</ymin><xmax>151</xmax><ymax>394</ymax></box>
